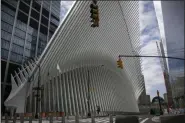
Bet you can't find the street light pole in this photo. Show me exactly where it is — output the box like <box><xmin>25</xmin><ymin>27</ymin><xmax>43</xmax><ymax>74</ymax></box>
<box><xmin>35</xmin><ymin>64</ymin><xmax>40</xmax><ymax>118</ymax></box>
<box><xmin>33</xmin><ymin>64</ymin><xmax>44</xmax><ymax>118</ymax></box>
<box><xmin>87</xmin><ymin>70</ymin><xmax>91</xmax><ymax>117</ymax></box>
<box><xmin>87</xmin><ymin>65</ymin><xmax>104</xmax><ymax>117</ymax></box>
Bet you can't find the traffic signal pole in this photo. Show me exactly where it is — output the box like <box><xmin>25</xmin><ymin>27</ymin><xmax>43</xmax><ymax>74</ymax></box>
<box><xmin>157</xmin><ymin>90</ymin><xmax>163</xmax><ymax>115</ymax></box>
<box><xmin>118</xmin><ymin>55</ymin><xmax>185</xmax><ymax>60</ymax></box>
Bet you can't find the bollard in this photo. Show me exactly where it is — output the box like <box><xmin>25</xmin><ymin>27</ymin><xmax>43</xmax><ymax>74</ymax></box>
<box><xmin>109</xmin><ymin>114</ymin><xmax>113</xmax><ymax>123</ymax></box>
<box><xmin>75</xmin><ymin>114</ymin><xmax>79</xmax><ymax>123</ymax></box>
<box><xmin>61</xmin><ymin>114</ymin><xmax>65</xmax><ymax>123</ymax></box>
<box><xmin>5</xmin><ymin>114</ymin><xmax>9</xmax><ymax>123</ymax></box>
<box><xmin>13</xmin><ymin>115</ymin><xmax>17</xmax><ymax>123</ymax></box>
<box><xmin>49</xmin><ymin>115</ymin><xmax>53</xmax><ymax>123</ymax></box>
<box><xmin>29</xmin><ymin>116</ymin><xmax>32</xmax><ymax>123</ymax></box>
<box><xmin>20</xmin><ymin>113</ymin><xmax>24</xmax><ymax>123</ymax></box>
<box><xmin>91</xmin><ymin>113</ymin><xmax>95</xmax><ymax>123</ymax></box>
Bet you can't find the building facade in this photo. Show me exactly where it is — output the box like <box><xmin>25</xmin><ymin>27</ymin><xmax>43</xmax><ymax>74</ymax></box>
<box><xmin>160</xmin><ymin>1</ymin><xmax>184</xmax><ymax>107</ymax></box>
<box><xmin>1</xmin><ymin>0</ymin><xmax>60</xmax><ymax>113</ymax></box>
<box><xmin>138</xmin><ymin>75</ymin><xmax>147</xmax><ymax>105</ymax></box>
<box><xmin>146</xmin><ymin>95</ymin><xmax>151</xmax><ymax>105</ymax></box>
<box><xmin>4</xmin><ymin>1</ymin><xmax>144</xmax><ymax>115</ymax></box>
<box><xmin>163</xmin><ymin>93</ymin><xmax>168</xmax><ymax>104</ymax></box>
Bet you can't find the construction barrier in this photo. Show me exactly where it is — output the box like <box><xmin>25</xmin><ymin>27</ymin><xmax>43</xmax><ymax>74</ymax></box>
<box><xmin>44</xmin><ymin>112</ymin><xmax>64</xmax><ymax>117</ymax></box>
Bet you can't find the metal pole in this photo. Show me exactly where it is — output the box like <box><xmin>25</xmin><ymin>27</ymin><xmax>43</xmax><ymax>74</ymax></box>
<box><xmin>157</xmin><ymin>90</ymin><xmax>163</xmax><ymax>115</ymax></box>
<box><xmin>118</xmin><ymin>55</ymin><xmax>185</xmax><ymax>60</ymax></box>
<box><xmin>87</xmin><ymin>70</ymin><xmax>91</xmax><ymax>117</ymax></box>
<box><xmin>35</xmin><ymin>65</ymin><xmax>41</xmax><ymax>118</ymax></box>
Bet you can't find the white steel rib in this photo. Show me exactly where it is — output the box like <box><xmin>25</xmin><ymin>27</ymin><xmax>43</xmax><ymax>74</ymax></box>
<box><xmin>5</xmin><ymin>1</ymin><xmax>144</xmax><ymax>114</ymax></box>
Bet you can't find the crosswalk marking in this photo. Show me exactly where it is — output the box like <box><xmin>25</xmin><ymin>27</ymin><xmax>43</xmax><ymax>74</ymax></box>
<box><xmin>68</xmin><ymin>117</ymin><xmax>115</xmax><ymax>123</ymax></box>
<box><xmin>140</xmin><ymin>118</ymin><xmax>149</xmax><ymax>123</ymax></box>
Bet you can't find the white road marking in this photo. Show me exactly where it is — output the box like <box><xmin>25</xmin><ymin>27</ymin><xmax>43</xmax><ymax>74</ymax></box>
<box><xmin>140</xmin><ymin>118</ymin><xmax>149</xmax><ymax>123</ymax></box>
<box><xmin>151</xmin><ymin>116</ymin><xmax>160</xmax><ymax>122</ymax></box>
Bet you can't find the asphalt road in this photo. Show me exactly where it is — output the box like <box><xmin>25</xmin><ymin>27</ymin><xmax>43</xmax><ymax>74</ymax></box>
<box><xmin>63</xmin><ymin>115</ymin><xmax>160</xmax><ymax>123</ymax></box>
<box><xmin>1</xmin><ymin>115</ymin><xmax>160</xmax><ymax>123</ymax></box>
<box><xmin>139</xmin><ymin>115</ymin><xmax>160</xmax><ymax>123</ymax></box>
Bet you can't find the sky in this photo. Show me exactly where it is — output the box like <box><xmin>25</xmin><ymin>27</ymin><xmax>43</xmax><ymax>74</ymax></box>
<box><xmin>60</xmin><ymin>1</ymin><xmax>167</xmax><ymax>100</ymax></box>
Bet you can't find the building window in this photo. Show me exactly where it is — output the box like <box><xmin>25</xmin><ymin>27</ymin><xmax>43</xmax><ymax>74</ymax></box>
<box><xmin>22</xmin><ymin>0</ymin><xmax>31</xmax><ymax>6</ymax></box>
<box><xmin>1</xmin><ymin>21</ymin><xmax>13</xmax><ymax>33</ymax></box>
<box><xmin>50</xmin><ymin>22</ymin><xmax>57</xmax><ymax>32</ymax></box>
<box><xmin>25</xmin><ymin>41</ymin><xmax>31</xmax><ymax>50</ymax></box>
<box><xmin>19</xmin><ymin>1</ymin><xmax>30</xmax><ymax>14</ymax></box>
<box><xmin>1</xmin><ymin>11</ymin><xmax>14</xmax><ymax>25</ymax></box>
<box><xmin>12</xmin><ymin>43</ymin><xmax>24</xmax><ymax>55</ymax></box>
<box><xmin>1</xmin><ymin>49</ymin><xmax>9</xmax><ymax>60</ymax></box>
<box><xmin>16</xmin><ymin>20</ymin><xmax>27</xmax><ymax>31</ymax></box>
<box><xmin>51</xmin><ymin>14</ymin><xmax>59</xmax><ymax>26</ymax></box>
<box><xmin>42</xmin><ymin>7</ymin><xmax>49</xmax><ymax>18</ymax></box>
<box><xmin>2</xmin><ymin>0</ymin><xmax>18</xmax><ymax>8</ymax></box>
<box><xmin>17</xmin><ymin>11</ymin><xmax>28</xmax><ymax>24</ymax></box>
<box><xmin>29</xmin><ymin>18</ymin><xmax>39</xmax><ymax>30</ymax></box>
<box><xmin>14</xmin><ymin>28</ymin><xmax>26</xmax><ymax>40</ymax></box>
<box><xmin>13</xmin><ymin>36</ymin><xmax>25</xmax><ymax>47</ymax></box>
<box><xmin>40</xmin><ymin>25</ymin><xmax>48</xmax><ymax>35</ymax></box>
<box><xmin>27</xmin><ymin>33</ymin><xmax>37</xmax><ymax>44</ymax></box>
<box><xmin>39</xmin><ymin>32</ymin><xmax>47</xmax><ymax>41</ymax></box>
<box><xmin>31</xmin><ymin>9</ymin><xmax>40</xmax><ymax>21</ymax></box>
<box><xmin>1</xmin><ymin>39</ymin><xmax>10</xmax><ymax>50</ymax></box>
<box><xmin>10</xmin><ymin>52</ymin><xmax>23</xmax><ymax>64</ymax></box>
<box><xmin>41</xmin><ymin>15</ymin><xmax>49</xmax><ymax>26</ymax></box>
<box><xmin>43</xmin><ymin>1</ymin><xmax>50</xmax><ymax>11</ymax></box>
<box><xmin>32</xmin><ymin>1</ymin><xmax>41</xmax><ymax>12</ymax></box>
<box><xmin>49</xmin><ymin>30</ymin><xmax>54</xmax><ymax>40</ymax></box>
<box><xmin>24</xmin><ymin>48</ymin><xmax>31</xmax><ymax>57</ymax></box>
<box><xmin>1</xmin><ymin>2</ymin><xmax>16</xmax><ymax>17</ymax></box>
<box><xmin>1</xmin><ymin>30</ymin><xmax>12</xmax><ymax>41</ymax></box>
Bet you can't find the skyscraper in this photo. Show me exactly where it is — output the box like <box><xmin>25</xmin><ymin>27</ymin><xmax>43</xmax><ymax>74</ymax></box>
<box><xmin>160</xmin><ymin>1</ymin><xmax>184</xmax><ymax>107</ymax></box>
<box><xmin>1</xmin><ymin>0</ymin><xmax>60</xmax><ymax>113</ymax></box>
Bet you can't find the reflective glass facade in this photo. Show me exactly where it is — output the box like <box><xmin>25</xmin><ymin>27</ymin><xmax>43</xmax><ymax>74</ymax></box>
<box><xmin>161</xmin><ymin>1</ymin><xmax>185</xmax><ymax>108</ymax></box>
<box><xmin>1</xmin><ymin>0</ymin><xmax>60</xmax><ymax>114</ymax></box>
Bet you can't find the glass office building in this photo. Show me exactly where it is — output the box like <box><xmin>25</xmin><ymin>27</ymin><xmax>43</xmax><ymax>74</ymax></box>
<box><xmin>1</xmin><ymin>0</ymin><xmax>60</xmax><ymax>113</ymax></box>
<box><xmin>161</xmin><ymin>1</ymin><xmax>184</xmax><ymax>108</ymax></box>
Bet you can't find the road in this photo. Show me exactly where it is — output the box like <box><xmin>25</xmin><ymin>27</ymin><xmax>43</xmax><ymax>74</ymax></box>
<box><xmin>63</xmin><ymin>115</ymin><xmax>160</xmax><ymax>123</ymax></box>
<box><xmin>1</xmin><ymin>115</ymin><xmax>160</xmax><ymax>123</ymax></box>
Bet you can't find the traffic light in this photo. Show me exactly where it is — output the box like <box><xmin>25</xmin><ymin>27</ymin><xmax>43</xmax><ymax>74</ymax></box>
<box><xmin>90</xmin><ymin>0</ymin><xmax>99</xmax><ymax>27</ymax></box>
<box><xmin>117</xmin><ymin>58</ymin><xmax>123</xmax><ymax>69</ymax></box>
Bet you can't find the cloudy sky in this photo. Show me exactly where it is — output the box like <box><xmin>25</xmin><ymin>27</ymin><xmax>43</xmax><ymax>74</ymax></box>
<box><xmin>140</xmin><ymin>1</ymin><xmax>166</xmax><ymax>99</ymax></box>
<box><xmin>60</xmin><ymin>1</ymin><xmax>167</xmax><ymax>99</ymax></box>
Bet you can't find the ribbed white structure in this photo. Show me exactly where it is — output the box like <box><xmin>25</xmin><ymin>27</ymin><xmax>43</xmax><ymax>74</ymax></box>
<box><xmin>5</xmin><ymin>1</ymin><xmax>143</xmax><ymax>114</ymax></box>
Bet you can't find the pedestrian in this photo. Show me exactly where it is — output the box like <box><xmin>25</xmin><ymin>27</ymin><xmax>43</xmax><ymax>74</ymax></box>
<box><xmin>96</xmin><ymin>105</ymin><xmax>100</xmax><ymax>117</ymax></box>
